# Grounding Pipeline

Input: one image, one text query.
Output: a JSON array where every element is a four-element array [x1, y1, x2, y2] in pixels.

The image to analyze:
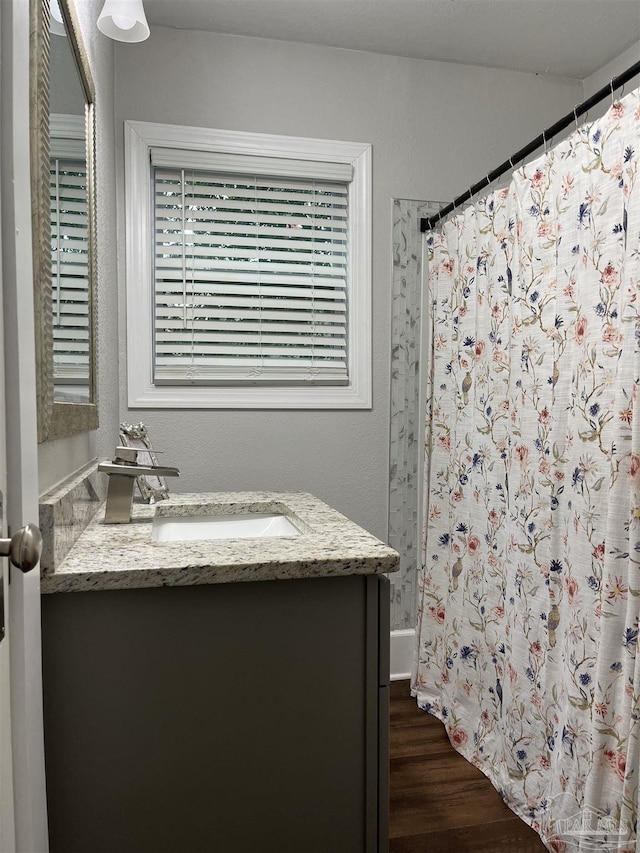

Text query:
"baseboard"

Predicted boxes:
[[390, 628, 415, 682]]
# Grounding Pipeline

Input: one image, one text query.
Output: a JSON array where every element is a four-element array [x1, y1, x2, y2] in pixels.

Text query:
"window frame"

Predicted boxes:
[[124, 120, 372, 409]]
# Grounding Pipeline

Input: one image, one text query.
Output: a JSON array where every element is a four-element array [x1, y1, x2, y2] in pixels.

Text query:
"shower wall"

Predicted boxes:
[[388, 199, 442, 631]]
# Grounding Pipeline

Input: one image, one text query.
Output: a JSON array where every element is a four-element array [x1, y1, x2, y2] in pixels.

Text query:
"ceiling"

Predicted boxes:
[[143, 0, 640, 80]]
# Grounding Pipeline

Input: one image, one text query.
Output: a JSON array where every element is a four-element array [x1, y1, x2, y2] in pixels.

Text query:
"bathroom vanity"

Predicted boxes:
[[40, 492, 398, 853]]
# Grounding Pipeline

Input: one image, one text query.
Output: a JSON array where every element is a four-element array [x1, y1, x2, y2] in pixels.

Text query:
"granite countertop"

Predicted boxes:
[[40, 491, 400, 594]]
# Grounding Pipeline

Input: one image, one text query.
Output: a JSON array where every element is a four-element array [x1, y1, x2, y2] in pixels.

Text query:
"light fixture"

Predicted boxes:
[[97, 0, 150, 43], [50, 0, 66, 36]]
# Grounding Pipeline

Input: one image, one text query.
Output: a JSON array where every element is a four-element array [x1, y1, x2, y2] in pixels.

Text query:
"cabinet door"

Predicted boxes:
[[44, 576, 376, 853]]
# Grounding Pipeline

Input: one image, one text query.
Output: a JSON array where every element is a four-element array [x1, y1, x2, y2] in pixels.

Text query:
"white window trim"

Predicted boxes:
[[124, 120, 372, 409]]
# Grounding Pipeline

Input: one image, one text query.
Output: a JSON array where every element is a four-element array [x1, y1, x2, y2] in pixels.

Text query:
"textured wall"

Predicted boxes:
[[113, 28, 583, 542]]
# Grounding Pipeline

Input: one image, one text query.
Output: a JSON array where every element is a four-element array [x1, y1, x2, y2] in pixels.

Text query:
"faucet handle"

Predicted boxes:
[[114, 446, 137, 464], [114, 446, 163, 464]]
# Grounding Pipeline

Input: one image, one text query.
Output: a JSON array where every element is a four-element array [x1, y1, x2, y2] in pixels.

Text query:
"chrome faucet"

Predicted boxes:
[[98, 447, 180, 524]]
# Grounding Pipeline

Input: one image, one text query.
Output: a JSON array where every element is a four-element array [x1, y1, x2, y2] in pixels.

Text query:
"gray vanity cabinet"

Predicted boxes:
[[42, 574, 390, 853]]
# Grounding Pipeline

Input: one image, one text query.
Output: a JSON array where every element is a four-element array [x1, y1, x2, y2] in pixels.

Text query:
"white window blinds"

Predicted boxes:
[[50, 154, 89, 385], [152, 156, 351, 385]]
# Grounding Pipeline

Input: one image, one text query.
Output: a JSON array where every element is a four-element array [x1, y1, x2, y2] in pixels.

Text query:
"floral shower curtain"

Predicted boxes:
[[413, 89, 640, 853]]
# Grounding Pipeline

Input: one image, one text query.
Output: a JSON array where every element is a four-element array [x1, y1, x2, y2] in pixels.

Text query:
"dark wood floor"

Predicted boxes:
[[389, 680, 548, 853]]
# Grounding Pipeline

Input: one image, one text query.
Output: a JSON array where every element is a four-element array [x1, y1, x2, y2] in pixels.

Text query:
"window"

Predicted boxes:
[[50, 114, 90, 402], [125, 121, 372, 408]]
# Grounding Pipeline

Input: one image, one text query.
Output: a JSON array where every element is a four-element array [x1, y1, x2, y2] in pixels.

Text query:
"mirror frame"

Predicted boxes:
[[30, 0, 98, 442]]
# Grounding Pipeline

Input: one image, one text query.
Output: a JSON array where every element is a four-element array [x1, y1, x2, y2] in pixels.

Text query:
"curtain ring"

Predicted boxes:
[[574, 106, 579, 130], [610, 80, 615, 105], [542, 130, 547, 154], [620, 81, 626, 98]]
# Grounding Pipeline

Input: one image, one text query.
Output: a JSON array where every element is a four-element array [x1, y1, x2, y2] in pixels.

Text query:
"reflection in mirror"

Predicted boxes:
[[50, 29, 89, 401], [31, 0, 98, 440]]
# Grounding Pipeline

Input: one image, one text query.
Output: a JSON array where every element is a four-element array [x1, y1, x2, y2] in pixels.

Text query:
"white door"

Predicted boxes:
[[0, 365, 14, 852], [0, 0, 49, 851]]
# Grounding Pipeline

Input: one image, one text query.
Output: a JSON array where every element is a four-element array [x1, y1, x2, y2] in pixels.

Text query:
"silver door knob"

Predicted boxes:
[[0, 524, 43, 573]]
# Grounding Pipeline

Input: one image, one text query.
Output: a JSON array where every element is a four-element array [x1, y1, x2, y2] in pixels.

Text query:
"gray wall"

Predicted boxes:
[[114, 28, 582, 540], [583, 41, 639, 100], [38, 0, 119, 494]]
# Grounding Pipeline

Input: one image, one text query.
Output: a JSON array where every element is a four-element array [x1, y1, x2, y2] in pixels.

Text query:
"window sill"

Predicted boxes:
[[128, 382, 371, 410]]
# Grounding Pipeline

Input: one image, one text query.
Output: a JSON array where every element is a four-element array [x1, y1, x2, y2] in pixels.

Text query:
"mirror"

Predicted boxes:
[[31, 0, 98, 441]]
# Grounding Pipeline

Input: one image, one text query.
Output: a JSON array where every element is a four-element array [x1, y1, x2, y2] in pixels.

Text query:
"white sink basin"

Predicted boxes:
[[152, 513, 302, 542]]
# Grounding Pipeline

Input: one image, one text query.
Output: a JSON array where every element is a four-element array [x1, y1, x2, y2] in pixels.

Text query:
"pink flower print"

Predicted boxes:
[[563, 281, 575, 298], [595, 701, 609, 719], [630, 454, 640, 478], [537, 221, 553, 238], [604, 748, 626, 781], [554, 471, 565, 482], [467, 534, 480, 555], [488, 509, 499, 527], [531, 169, 544, 188], [600, 264, 618, 288], [619, 408, 633, 425], [491, 304, 501, 319], [539, 755, 550, 770], [539, 459, 551, 475], [449, 727, 468, 748], [459, 305, 467, 318], [611, 102, 625, 120], [428, 604, 446, 623], [443, 258, 455, 274], [611, 160, 623, 180], [602, 324, 623, 345], [438, 434, 451, 451], [453, 491, 463, 503], [565, 576, 579, 604], [605, 575, 628, 601], [530, 641, 543, 660], [549, 836, 568, 852], [539, 407, 551, 426], [481, 710, 490, 725], [499, 188, 509, 200], [593, 542, 606, 562], [474, 341, 486, 361], [514, 444, 529, 467], [575, 315, 588, 344]]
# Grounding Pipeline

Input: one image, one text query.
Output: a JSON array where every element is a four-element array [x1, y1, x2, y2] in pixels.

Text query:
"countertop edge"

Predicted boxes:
[[41, 491, 400, 594]]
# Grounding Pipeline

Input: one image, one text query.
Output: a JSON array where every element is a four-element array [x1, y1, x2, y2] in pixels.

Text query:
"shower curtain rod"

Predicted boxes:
[[420, 58, 640, 233]]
